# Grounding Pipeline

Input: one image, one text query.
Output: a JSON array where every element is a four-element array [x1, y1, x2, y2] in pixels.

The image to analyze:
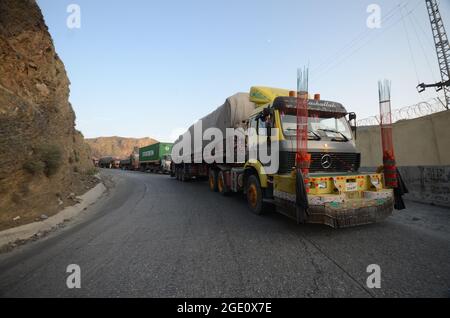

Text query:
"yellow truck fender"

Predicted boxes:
[[244, 161, 268, 188]]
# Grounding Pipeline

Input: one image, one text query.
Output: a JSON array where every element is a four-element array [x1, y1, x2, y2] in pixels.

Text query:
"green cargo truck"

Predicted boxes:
[[139, 142, 173, 174]]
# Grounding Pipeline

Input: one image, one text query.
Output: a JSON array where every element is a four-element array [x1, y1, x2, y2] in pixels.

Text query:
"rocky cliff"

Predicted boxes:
[[86, 137, 158, 159], [0, 0, 97, 230]]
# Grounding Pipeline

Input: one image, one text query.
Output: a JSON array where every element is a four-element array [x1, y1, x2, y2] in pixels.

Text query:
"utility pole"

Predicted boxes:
[[417, 0, 450, 109]]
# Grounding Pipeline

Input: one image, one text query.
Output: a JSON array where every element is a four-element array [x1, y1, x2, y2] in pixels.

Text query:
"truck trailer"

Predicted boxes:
[[139, 142, 173, 174], [119, 153, 139, 170], [171, 87, 395, 229], [98, 157, 120, 169]]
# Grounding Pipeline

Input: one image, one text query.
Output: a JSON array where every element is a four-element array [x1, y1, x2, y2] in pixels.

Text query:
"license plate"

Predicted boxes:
[[346, 182, 358, 192]]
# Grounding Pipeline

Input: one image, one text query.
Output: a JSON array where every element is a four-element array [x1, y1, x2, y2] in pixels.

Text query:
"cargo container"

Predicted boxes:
[[139, 142, 173, 173]]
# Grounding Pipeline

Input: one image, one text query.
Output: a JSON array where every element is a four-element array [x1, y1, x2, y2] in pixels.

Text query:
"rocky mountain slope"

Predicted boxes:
[[0, 0, 97, 230], [86, 137, 157, 159]]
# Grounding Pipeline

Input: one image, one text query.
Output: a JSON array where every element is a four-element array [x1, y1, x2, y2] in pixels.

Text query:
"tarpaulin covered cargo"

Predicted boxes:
[[199, 92, 256, 134], [175, 93, 257, 160]]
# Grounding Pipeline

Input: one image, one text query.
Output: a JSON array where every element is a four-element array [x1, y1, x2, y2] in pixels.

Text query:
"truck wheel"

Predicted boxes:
[[176, 167, 181, 181], [218, 171, 229, 195], [209, 169, 218, 192], [246, 175, 263, 215]]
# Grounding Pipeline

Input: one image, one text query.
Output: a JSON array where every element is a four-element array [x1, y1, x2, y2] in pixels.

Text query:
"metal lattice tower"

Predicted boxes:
[[426, 0, 450, 109]]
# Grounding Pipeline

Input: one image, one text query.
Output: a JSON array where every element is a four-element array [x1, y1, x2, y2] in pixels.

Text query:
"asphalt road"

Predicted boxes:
[[0, 169, 449, 298]]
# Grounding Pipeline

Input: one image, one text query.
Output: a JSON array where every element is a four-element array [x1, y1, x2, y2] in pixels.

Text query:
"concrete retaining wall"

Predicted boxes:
[[356, 110, 450, 167], [356, 111, 450, 208], [398, 166, 450, 208]]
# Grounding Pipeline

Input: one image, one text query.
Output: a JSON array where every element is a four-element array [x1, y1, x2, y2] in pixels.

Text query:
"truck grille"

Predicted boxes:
[[279, 152, 361, 174]]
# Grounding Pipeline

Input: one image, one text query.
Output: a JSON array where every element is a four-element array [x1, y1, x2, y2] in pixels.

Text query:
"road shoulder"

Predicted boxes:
[[0, 181, 106, 252]]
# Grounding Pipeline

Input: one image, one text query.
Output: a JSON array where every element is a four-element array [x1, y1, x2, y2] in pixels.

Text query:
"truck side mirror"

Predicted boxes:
[[348, 112, 357, 139]]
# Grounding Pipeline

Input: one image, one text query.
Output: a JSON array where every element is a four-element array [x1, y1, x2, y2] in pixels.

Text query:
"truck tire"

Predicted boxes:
[[218, 170, 230, 195], [246, 175, 264, 215], [176, 167, 181, 181], [209, 169, 218, 192]]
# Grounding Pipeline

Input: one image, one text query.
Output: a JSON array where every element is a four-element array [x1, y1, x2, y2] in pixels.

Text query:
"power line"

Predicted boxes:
[[407, 8, 439, 84], [411, 7, 438, 50], [311, 0, 423, 82], [400, 3, 421, 84], [311, 2, 409, 76]]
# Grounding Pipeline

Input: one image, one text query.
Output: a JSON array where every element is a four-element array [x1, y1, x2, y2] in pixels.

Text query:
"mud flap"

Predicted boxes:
[[394, 168, 409, 210], [295, 169, 309, 224]]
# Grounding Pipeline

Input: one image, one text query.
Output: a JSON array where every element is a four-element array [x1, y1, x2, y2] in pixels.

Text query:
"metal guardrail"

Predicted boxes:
[[357, 96, 448, 127]]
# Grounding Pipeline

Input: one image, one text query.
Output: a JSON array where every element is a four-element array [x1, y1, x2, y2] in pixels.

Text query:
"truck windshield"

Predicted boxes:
[[280, 114, 353, 141]]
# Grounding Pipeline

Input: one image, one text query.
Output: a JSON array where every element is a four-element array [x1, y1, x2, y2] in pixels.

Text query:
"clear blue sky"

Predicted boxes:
[[36, 0, 450, 141]]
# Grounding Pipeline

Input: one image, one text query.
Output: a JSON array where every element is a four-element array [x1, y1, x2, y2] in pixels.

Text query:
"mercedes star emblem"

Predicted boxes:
[[321, 154, 332, 169]]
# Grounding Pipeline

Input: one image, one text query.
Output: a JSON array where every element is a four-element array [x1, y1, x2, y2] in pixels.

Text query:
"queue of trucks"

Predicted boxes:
[[97, 86, 404, 229], [96, 142, 173, 174]]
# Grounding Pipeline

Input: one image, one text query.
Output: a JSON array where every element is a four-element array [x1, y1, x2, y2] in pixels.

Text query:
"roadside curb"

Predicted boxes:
[[0, 182, 106, 250]]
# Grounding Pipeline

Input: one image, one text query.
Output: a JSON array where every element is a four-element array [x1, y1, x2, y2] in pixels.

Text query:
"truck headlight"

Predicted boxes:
[[317, 181, 327, 189]]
